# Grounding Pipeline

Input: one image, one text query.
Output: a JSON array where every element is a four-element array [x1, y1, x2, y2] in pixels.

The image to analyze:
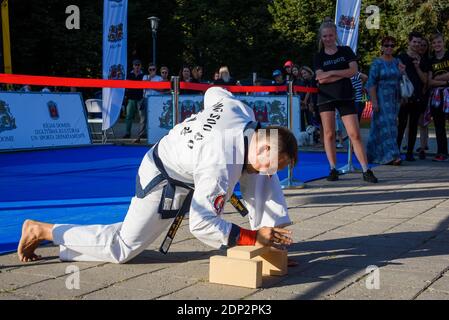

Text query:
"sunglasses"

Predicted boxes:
[[383, 44, 395, 48], [149, 68, 156, 71]]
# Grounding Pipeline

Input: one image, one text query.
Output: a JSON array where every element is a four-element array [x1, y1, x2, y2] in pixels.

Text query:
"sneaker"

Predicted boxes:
[[419, 150, 426, 160], [336, 143, 344, 149], [363, 169, 378, 183], [432, 154, 449, 162], [327, 168, 339, 181], [122, 134, 131, 139], [405, 153, 416, 162], [133, 138, 141, 144]]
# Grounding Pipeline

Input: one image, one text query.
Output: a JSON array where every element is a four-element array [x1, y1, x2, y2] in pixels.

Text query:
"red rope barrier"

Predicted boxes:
[[180, 82, 289, 93], [181, 82, 318, 93], [0, 73, 319, 93], [0, 73, 171, 89]]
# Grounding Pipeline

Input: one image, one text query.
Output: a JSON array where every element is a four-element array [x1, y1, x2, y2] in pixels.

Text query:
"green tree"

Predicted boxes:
[[268, 0, 334, 66]]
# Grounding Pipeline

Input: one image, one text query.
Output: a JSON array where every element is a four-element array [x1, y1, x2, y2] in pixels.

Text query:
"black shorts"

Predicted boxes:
[[318, 100, 357, 117]]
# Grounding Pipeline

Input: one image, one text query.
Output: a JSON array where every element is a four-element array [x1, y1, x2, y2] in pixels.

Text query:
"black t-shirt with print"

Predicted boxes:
[[429, 51, 449, 82], [313, 45, 357, 105], [397, 52, 430, 100]]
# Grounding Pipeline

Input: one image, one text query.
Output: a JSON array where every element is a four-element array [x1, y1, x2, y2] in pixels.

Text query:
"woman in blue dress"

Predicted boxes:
[[366, 36, 406, 165]]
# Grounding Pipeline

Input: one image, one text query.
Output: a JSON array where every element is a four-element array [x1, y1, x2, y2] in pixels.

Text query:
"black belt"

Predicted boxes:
[[135, 143, 194, 254], [135, 143, 194, 220]]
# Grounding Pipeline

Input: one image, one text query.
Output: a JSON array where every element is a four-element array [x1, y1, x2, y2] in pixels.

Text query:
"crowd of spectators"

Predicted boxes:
[[1, 25, 448, 162]]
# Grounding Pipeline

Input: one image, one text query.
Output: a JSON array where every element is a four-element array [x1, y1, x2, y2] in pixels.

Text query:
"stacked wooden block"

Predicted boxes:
[[209, 246, 288, 288]]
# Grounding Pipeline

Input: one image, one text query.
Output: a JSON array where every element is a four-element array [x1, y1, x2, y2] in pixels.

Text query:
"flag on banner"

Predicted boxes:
[[102, 0, 127, 130], [335, 0, 362, 53]]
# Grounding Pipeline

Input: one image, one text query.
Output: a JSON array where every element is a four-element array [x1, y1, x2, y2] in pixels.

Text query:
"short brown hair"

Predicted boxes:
[[381, 36, 396, 46], [264, 126, 298, 166]]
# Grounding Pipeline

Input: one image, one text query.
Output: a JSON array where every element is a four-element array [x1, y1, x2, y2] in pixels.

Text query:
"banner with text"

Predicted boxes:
[[0, 92, 91, 150], [335, 0, 362, 53], [147, 95, 300, 144], [102, 0, 127, 130]]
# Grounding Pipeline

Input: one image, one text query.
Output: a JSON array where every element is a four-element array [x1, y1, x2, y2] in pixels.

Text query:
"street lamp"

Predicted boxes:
[[147, 16, 160, 65]]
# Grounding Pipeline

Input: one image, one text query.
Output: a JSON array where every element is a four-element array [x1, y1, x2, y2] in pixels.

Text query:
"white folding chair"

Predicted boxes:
[[85, 99, 115, 143]]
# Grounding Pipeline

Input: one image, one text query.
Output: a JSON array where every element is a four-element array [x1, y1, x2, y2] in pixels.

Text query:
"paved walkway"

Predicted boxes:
[[1, 157, 449, 300]]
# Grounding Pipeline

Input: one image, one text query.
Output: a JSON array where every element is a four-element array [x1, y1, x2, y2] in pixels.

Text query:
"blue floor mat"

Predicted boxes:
[[0, 145, 362, 255]]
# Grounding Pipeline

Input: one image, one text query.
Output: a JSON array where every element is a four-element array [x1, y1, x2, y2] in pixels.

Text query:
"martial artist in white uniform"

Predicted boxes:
[[29, 87, 293, 263]]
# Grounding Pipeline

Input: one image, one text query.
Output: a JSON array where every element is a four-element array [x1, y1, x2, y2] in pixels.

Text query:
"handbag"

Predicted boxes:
[[400, 74, 414, 98]]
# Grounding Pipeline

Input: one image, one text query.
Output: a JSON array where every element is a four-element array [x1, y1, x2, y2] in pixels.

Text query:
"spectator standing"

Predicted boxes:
[[301, 66, 322, 144], [213, 71, 220, 82], [123, 59, 145, 140], [292, 65, 310, 131], [283, 60, 294, 81], [192, 66, 205, 83], [143, 63, 163, 97], [428, 33, 449, 162], [271, 69, 286, 96], [159, 66, 171, 94], [214, 66, 237, 85], [397, 32, 430, 161], [351, 71, 368, 121], [416, 37, 431, 158], [179, 66, 196, 94], [313, 18, 377, 183], [138, 63, 163, 144], [366, 36, 405, 165], [160, 66, 170, 81]]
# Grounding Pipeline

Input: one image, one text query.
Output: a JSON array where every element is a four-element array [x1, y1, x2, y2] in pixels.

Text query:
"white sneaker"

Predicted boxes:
[[336, 143, 344, 149]]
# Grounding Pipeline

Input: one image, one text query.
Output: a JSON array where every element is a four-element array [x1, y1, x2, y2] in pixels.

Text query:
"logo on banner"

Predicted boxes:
[[269, 101, 288, 126], [251, 100, 269, 123], [180, 100, 201, 122], [0, 100, 17, 133], [243, 99, 287, 126], [338, 15, 356, 30], [159, 100, 173, 129], [108, 64, 125, 80], [108, 23, 124, 42], [47, 101, 59, 120]]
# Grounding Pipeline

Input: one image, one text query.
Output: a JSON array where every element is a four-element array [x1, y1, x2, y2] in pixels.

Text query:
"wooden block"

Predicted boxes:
[[209, 255, 262, 288], [253, 247, 288, 276], [226, 245, 270, 260]]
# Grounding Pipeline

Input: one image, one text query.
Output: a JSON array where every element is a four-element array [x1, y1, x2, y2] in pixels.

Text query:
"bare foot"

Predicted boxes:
[[17, 220, 43, 262]]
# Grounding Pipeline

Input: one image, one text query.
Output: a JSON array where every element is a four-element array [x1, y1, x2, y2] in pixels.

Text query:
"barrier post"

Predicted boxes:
[[171, 76, 179, 127], [281, 80, 305, 189], [338, 130, 361, 174]]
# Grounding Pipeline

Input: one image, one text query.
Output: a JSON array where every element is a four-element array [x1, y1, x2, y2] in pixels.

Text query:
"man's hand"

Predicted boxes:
[[398, 63, 406, 74], [256, 227, 293, 247]]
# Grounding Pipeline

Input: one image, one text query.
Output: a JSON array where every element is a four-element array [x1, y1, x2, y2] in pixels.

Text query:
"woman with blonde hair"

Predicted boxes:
[[314, 18, 378, 183]]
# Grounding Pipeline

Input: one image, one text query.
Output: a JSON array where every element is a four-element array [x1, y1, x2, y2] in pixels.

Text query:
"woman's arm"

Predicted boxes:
[[318, 75, 345, 84], [359, 72, 368, 83], [369, 85, 379, 112], [328, 61, 358, 78]]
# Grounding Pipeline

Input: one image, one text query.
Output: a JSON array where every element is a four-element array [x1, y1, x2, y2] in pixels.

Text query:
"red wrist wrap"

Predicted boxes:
[[237, 228, 257, 246]]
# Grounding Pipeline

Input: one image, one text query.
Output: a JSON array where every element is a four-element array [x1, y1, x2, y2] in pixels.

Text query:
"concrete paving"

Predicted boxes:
[[1, 153, 448, 300]]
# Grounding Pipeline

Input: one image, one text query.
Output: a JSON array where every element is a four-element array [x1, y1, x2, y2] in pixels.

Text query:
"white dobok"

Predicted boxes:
[[52, 87, 291, 263]]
